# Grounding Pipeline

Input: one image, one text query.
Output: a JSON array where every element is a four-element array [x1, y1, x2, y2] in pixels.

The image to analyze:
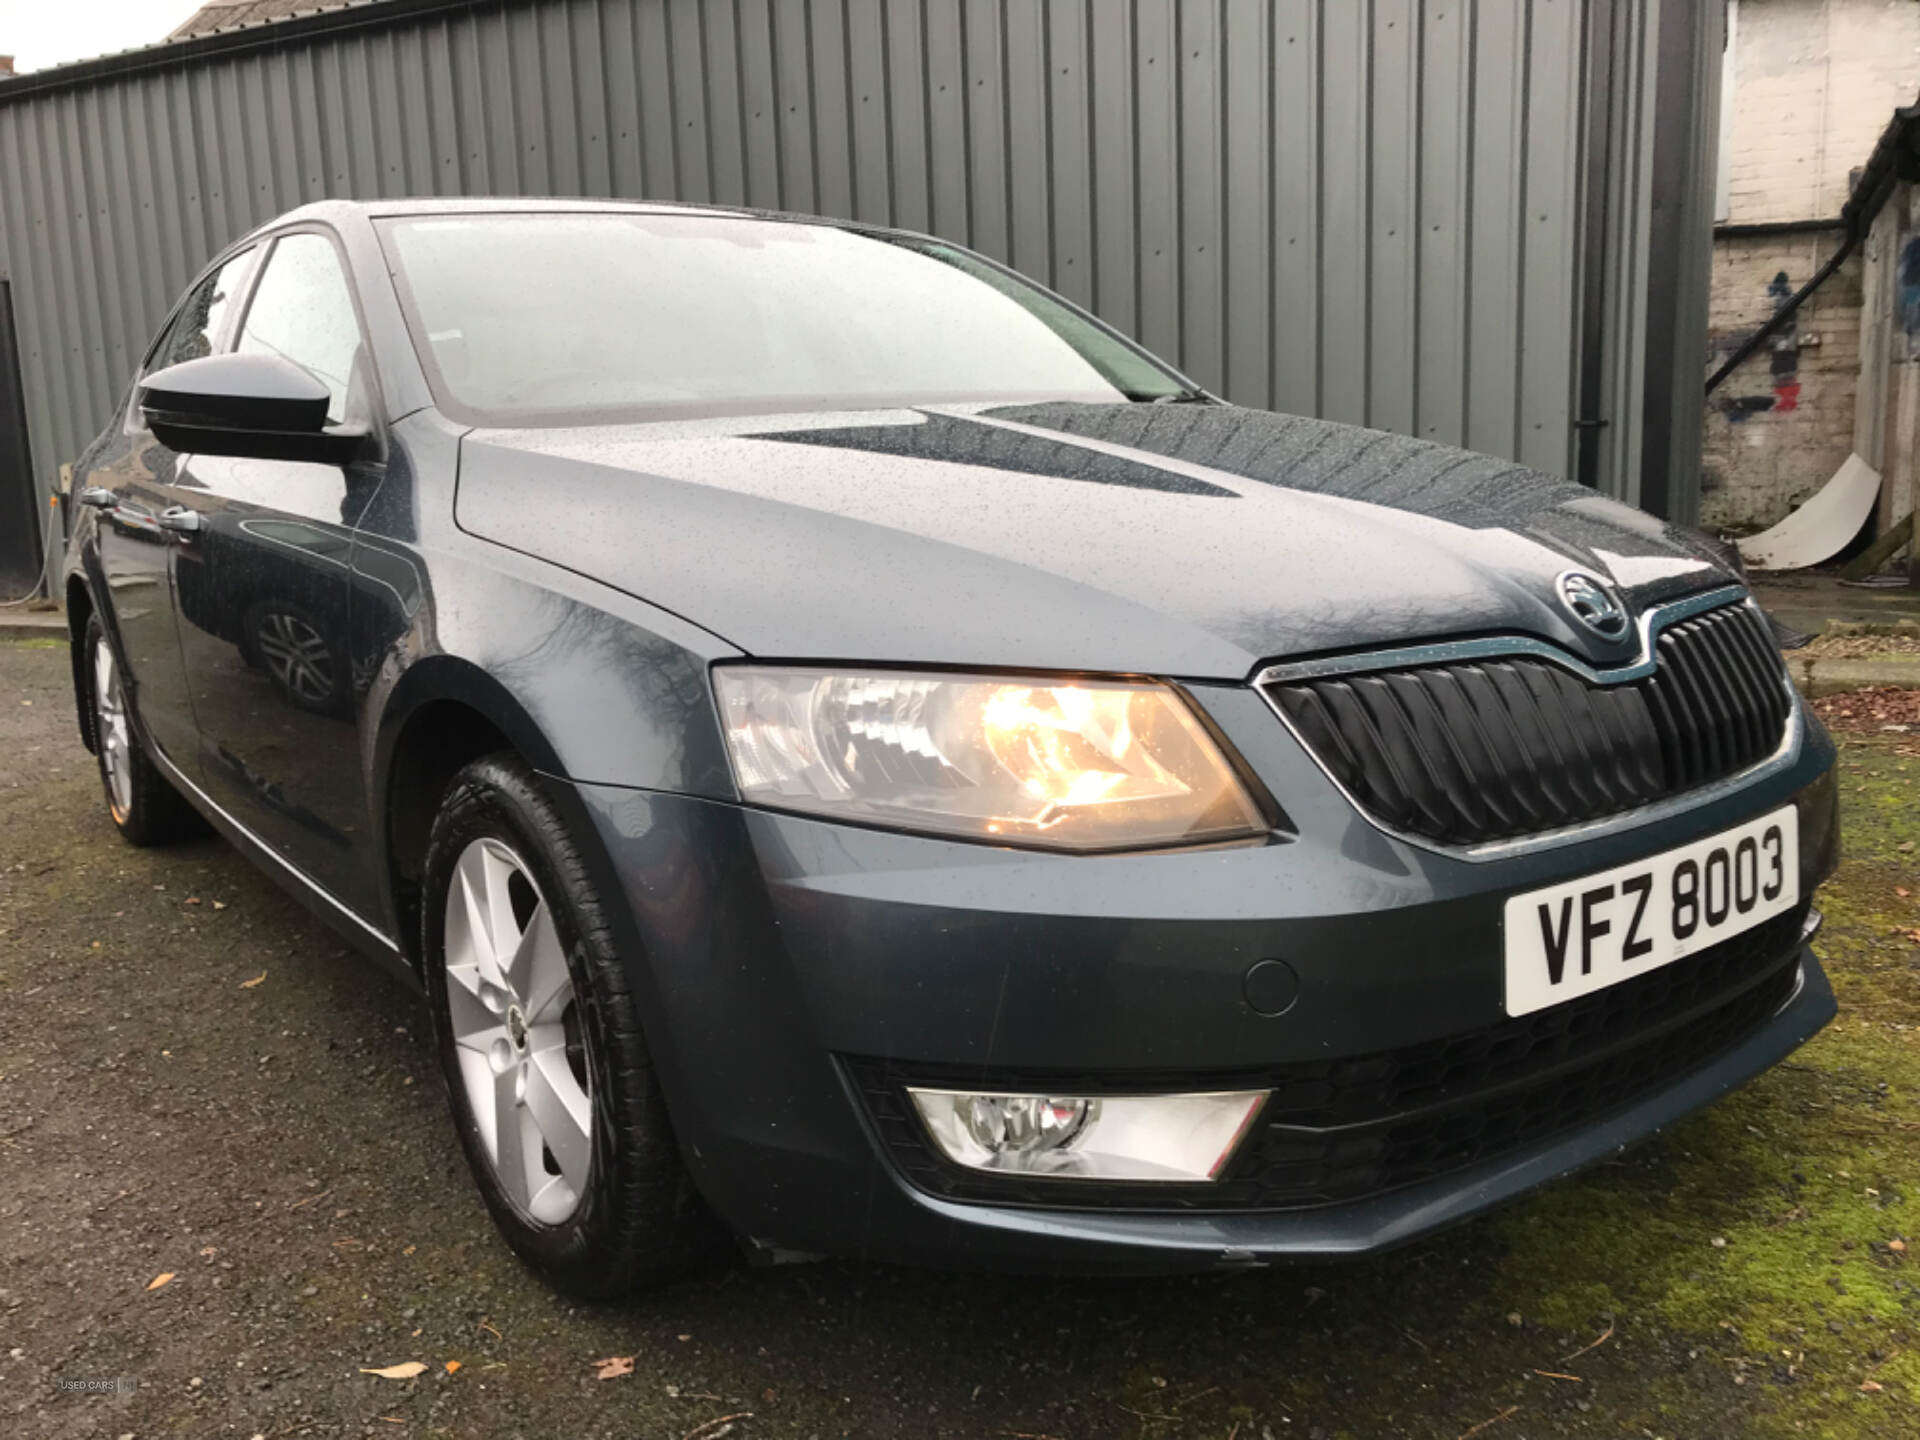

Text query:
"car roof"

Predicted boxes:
[[247, 195, 888, 242]]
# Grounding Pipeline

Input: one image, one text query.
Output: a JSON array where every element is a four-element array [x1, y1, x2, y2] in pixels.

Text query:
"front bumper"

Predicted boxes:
[[564, 684, 1841, 1272], [847, 948, 1833, 1270]]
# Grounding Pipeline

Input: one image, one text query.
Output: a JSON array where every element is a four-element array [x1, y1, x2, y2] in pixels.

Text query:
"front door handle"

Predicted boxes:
[[78, 486, 117, 509], [156, 505, 203, 534]]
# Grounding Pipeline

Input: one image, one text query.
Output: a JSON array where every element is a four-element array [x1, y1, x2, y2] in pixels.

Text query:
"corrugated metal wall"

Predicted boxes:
[[0, 0, 1716, 585]]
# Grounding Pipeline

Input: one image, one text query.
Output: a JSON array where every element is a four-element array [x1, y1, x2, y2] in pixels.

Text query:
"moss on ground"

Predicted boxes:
[[1477, 736, 1920, 1437]]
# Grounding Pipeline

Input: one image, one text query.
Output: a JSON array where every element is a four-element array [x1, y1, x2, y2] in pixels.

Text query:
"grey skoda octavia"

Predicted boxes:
[[63, 198, 1837, 1295]]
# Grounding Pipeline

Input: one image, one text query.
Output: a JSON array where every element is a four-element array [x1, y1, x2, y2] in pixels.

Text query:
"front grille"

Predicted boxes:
[[1264, 599, 1793, 845], [848, 904, 1807, 1213]]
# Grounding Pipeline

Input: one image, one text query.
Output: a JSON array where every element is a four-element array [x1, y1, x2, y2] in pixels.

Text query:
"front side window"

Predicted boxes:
[[236, 232, 368, 424], [377, 213, 1185, 424], [150, 246, 258, 372]]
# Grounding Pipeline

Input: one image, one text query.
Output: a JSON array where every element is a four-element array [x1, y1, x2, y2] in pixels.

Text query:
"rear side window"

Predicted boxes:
[[235, 232, 368, 425], [149, 247, 258, 372]]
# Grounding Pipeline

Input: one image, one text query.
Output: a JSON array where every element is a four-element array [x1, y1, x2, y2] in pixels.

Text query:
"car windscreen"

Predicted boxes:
[[376, 212, 1186, 424]]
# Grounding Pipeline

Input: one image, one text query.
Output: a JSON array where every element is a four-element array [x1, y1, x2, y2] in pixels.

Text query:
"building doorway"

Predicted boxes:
[[0, 281, 41, 599]]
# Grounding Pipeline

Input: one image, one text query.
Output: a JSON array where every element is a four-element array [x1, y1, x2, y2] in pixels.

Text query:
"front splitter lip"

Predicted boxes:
[[857, 949, 1835, 1271]]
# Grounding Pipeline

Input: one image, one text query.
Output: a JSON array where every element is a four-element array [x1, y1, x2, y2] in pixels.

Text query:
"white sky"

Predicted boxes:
[[0, 0, 205, 73]]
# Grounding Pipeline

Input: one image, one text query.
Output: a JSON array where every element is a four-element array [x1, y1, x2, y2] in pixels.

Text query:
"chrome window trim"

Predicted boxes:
[[1250, 586, 1804, 863]]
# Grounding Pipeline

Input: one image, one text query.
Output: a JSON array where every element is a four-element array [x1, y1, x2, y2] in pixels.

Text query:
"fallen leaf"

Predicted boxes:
[[1898, 888, 1912, 899], [1456, 1405, 1520, 1440], [593, 1356, 635, 1381], [1861, 1379, 1885, 1393], [185, 896, 201, 905], [444, 1360, 462, 1374], [240, 972, 267, 989], [1893, 1239, 1908, 1253], [360, 1362, 428, 1380], [146, 1272, 174, 1291], [402, 1245, 417, 1256], [683, 1412, 753, 1440], [1561, 1319, 1615, 1363], [212, 900, 228, 910]]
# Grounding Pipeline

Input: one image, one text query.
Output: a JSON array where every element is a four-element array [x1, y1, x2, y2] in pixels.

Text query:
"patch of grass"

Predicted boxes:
[[1481, 736, 1920, 1437], [6, 636, 63, 650]]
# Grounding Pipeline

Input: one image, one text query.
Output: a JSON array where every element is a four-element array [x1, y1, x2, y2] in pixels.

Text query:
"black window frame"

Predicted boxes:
[[228, 222, 391, 435], [140, 244, 262, 378]]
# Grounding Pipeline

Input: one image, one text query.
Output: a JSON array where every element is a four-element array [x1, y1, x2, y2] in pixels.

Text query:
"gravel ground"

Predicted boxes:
[[4, 636, 1919, 1440], [1802, 635, 1920, 660]]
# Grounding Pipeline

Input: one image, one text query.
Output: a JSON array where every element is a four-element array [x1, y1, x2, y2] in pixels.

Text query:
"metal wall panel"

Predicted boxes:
[[0, 0, 1716, 590]]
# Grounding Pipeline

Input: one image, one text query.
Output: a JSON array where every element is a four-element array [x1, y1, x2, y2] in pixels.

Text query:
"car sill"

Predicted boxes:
[[145, 743, 407, 975]]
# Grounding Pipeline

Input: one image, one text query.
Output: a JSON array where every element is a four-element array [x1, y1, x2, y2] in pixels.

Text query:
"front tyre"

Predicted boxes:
[[421, 754, 716, 1296], [83, 614, 205, 846]]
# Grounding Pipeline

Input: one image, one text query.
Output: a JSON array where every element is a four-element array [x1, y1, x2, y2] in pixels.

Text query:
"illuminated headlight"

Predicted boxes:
[[907, 1088, 1269, 1183], [713, 667, 1265, 850]]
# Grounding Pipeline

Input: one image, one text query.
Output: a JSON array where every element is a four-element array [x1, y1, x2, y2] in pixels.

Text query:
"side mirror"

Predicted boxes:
[[139, 353, 372, 465]]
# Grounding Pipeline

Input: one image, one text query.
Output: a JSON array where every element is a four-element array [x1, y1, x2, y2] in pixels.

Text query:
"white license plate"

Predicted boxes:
[[1503, 806, 1799, 1017]]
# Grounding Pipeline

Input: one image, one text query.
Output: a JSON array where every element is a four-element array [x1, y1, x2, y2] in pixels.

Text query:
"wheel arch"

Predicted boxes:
[[66, 572, 100, 754], [373, 655, 572, 965]]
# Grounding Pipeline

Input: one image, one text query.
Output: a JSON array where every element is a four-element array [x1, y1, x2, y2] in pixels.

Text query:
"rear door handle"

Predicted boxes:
[[156, 505, 203, 534], [78, 486, 117, 509]]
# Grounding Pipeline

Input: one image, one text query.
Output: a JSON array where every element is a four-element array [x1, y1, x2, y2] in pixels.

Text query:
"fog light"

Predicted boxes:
[[907, 1088, 1268, 1183]]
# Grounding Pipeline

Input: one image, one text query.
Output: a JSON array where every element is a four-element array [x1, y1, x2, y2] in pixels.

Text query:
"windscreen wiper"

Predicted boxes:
[[1120, 386, 1213, 404]]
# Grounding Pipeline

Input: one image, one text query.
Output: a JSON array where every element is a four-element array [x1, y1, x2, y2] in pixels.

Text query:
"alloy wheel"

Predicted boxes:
[[253, 611, 335, 704], [442, 837, 593, 1224], [92, 637, 134, 821]]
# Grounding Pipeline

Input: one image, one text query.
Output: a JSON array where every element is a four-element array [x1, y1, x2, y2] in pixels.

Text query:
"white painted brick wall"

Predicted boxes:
[[1702, 234, 1864, 530], [1725, 0, 1920, 225], [1704, 0, 1920, 532]]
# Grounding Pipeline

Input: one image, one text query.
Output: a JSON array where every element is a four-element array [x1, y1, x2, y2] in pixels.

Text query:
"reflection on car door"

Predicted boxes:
[[172, 230, 386, 920], [89, 247, 260, 780]]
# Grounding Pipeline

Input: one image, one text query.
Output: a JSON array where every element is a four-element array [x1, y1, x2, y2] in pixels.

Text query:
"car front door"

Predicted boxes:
[[171, 229, 386, 920], [85, 247, 261, 782]]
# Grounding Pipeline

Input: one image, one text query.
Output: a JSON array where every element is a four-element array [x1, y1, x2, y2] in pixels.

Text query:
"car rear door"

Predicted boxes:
[[85, 247, 261, 781], [170, 229, 386, 920]]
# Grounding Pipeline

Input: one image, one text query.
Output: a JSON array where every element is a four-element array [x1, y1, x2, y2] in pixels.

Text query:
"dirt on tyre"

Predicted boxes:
[[421, 753, 719, 1296], [83, 613, 207, 846]]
